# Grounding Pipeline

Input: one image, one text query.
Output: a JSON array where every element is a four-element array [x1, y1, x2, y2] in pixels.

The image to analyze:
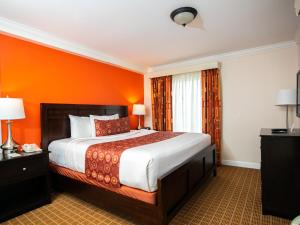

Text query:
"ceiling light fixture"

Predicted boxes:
[[170, 7, 198, 27]]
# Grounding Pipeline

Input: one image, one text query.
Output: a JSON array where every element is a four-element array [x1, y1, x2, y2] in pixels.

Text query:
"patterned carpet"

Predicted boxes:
[[3, 166, 291, 225]]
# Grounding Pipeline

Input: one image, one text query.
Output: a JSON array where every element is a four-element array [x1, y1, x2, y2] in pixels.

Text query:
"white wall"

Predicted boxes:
[[221, 45, 299, 164], [297, 25, 300, 68], [298, 41, 300, 68], [144, 43, 299, 166], [297, 33, 300, 68]]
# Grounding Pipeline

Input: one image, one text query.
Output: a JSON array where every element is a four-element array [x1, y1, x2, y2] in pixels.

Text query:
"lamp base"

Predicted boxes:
[[1, 138, 19, 151], [137, 115, 142, 130], [1, 120, 19, 152]]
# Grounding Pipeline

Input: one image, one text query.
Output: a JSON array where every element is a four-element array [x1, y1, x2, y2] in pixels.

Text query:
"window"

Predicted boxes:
[[172, 71, 202, 133]]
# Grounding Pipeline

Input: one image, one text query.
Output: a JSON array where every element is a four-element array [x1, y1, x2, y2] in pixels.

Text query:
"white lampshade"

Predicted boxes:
[[132, 104, 145, 115], [0, 98, 25, 120], [275, 89, 296, 106]]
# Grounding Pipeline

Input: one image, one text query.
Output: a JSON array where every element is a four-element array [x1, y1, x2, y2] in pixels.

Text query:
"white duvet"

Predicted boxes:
[[49, 130, 211, 192]]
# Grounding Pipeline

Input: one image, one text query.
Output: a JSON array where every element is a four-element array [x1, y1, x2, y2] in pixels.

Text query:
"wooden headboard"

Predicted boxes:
[[40, 103, 128, 150]]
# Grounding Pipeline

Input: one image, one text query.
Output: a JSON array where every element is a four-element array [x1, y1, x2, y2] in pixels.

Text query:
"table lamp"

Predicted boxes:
[[275, 89, 296, 131], [0, 98, 25, 151], [132, 104, 145, 130]]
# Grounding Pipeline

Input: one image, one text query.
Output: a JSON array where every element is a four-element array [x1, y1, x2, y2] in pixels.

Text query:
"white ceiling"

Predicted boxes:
[[0, 0, 299, 72]]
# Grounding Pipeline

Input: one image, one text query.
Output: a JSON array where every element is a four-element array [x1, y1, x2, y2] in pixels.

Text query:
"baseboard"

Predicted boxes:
[[222, 160, 261, 169]]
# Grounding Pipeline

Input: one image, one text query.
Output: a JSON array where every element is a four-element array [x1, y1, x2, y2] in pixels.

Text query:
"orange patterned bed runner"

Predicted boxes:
[[85, 131, 183, 188]]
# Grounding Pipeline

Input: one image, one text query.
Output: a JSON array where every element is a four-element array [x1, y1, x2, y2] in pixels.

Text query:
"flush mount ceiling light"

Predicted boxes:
[[170, 7, 198, 27]]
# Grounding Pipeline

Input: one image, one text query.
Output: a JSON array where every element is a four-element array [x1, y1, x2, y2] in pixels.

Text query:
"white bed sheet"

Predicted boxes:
[[49, 130, 211, 192]]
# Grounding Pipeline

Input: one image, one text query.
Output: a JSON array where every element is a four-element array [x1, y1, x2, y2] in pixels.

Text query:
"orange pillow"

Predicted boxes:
[[95, 117, 130, 136]]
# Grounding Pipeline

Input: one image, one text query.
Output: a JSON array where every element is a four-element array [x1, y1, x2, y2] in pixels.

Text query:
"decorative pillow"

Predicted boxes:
[[95, 117, 130, 136], [90, 114, 119, 137], [69, 115, 92, 138]]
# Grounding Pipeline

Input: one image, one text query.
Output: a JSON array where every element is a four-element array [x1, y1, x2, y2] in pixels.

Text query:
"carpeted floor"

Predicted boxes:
[[3, 166, 291, 225]]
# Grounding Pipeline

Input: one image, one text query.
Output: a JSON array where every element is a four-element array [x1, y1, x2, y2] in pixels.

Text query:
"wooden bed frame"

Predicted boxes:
[[41, 103, 216, 225]]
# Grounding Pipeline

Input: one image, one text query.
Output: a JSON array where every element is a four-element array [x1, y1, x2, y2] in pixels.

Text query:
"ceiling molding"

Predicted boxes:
[[0, 17, 146, 74], [147, 41, 297, 75]]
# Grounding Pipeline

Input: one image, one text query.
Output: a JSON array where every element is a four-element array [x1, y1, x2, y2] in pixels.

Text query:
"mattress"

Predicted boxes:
[[49, 130, 211, 192]]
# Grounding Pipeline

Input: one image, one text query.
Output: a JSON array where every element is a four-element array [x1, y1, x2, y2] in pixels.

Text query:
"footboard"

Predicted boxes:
[[157, 144, 216, 224]]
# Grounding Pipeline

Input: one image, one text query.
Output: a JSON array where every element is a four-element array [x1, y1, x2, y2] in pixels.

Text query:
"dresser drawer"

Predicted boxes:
[[0, 153, 48, 186]]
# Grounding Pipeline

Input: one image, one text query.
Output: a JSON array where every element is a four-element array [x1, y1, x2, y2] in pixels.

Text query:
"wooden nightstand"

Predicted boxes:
[[0, 150, 51, 222]]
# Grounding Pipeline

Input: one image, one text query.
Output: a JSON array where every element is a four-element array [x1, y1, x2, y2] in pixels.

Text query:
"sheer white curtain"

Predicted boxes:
[[172, 71, 202, 133]]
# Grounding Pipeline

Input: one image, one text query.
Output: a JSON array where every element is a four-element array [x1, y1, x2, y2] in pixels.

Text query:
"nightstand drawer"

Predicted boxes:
[[0, 153, 48, 186]]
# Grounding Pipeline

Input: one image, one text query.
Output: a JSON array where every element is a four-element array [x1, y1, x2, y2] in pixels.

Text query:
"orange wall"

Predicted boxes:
[[0, 33, 144, 146]]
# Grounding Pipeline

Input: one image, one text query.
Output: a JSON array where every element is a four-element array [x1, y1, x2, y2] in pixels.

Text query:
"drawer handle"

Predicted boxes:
[[22, 167, 27, 171]]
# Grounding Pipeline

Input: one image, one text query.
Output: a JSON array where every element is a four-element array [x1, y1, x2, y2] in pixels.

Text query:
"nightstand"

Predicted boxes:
[[0, 151, 51, 222]]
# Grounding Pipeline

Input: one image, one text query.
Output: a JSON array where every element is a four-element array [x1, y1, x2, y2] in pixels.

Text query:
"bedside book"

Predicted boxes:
[[271, 128, 288, 134], [7, 153, 21, 158]]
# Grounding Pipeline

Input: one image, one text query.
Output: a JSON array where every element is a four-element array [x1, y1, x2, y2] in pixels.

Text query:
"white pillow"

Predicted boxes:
[[90, 114, 119, 137], [69, 115, 92, 138]]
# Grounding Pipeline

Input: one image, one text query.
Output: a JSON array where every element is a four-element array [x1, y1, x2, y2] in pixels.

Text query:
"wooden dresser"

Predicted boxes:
[[260, 128, 300, 219]]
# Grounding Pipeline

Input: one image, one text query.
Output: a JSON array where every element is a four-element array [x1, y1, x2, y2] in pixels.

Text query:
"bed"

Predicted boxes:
[[41, 103, 216, 225]]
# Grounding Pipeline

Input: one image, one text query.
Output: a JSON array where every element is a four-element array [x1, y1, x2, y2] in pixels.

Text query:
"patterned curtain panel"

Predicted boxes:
[[201, 69, 222, 166], [151, 76, 172, 131]]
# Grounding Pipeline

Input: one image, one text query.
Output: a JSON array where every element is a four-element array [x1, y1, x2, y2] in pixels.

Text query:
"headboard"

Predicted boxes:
[[40, 103, 128, 150]]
